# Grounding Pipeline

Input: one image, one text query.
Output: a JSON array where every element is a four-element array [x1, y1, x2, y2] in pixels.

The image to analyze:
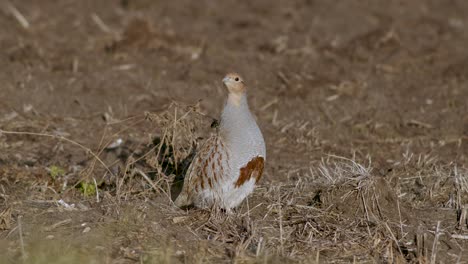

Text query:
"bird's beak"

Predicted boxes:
[[222, 76, 230, 83]]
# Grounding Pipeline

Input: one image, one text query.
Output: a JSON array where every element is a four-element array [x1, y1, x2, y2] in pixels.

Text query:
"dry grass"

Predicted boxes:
[[1, 101, 468, 264], [1, 0, 468, 262], [1, 101, 468, 263]]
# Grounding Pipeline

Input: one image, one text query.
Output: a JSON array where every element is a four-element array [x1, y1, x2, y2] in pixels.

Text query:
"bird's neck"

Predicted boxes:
[[227, 92, 246, 107], [220, 92, 256, 140], [223, 92, 249, 117]]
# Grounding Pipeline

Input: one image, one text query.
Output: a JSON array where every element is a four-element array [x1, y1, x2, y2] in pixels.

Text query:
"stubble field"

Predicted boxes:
[[0, 1, 468, 263]]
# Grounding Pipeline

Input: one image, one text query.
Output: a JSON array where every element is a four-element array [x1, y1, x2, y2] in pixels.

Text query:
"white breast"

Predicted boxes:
[[220, 93, 266, 176]]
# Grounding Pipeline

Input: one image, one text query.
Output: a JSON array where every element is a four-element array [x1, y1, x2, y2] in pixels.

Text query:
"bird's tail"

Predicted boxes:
[[174, 191, 191, 208]]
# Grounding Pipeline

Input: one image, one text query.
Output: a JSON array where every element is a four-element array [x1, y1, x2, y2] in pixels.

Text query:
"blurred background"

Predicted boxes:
[[0, 0, 467, 263]]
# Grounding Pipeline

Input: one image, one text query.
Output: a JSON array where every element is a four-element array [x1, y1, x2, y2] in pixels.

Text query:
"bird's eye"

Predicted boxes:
[[235, 77, 239, 82]]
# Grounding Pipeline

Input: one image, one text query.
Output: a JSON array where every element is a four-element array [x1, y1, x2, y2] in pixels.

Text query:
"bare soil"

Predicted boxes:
[[1, 0, 468, 263]]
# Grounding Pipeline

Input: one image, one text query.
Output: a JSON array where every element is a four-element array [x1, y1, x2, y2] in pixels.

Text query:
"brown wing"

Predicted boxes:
[[234, 156, 264, 188], [174, 134, 228, 207]]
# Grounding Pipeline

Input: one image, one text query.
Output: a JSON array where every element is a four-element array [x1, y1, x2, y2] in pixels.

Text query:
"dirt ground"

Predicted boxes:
[[1, 0, 468, 263]]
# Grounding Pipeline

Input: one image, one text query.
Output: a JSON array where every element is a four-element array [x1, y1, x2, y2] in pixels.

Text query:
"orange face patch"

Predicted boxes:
[[235, 156, 265, 188]]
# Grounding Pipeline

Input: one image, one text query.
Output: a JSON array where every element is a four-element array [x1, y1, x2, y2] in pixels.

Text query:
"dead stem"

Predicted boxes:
[[430, 221, 441, 264]]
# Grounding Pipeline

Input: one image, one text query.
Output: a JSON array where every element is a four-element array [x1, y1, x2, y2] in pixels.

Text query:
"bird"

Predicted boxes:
[[174, 73, 266, 210]]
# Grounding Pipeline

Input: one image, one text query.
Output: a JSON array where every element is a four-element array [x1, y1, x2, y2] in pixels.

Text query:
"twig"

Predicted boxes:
[[260, 97, 278, 111], [406, 119, 433, 129], [172, 107, 178, 170], [396, 196, 404, 239], [93, 177, 100, 203], [17, 215, 26, 260], [4, 1, 29, 29], [272, 109, 279, 126], [278, 187, 284, 256], [256, 237, 263, 257], [134, 169, 173, 204], [384, 222, 403, 256], [277, 71, 290, 87], [241, 202, 263, 218], [451, 234, 468, 240], [91, 13, 111, 33], [430, 221, 441, 264], [44, 218, 72, 231]]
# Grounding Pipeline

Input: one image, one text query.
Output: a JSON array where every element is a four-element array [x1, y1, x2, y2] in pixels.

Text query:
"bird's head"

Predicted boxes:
[[222, 73, 246, 94]]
